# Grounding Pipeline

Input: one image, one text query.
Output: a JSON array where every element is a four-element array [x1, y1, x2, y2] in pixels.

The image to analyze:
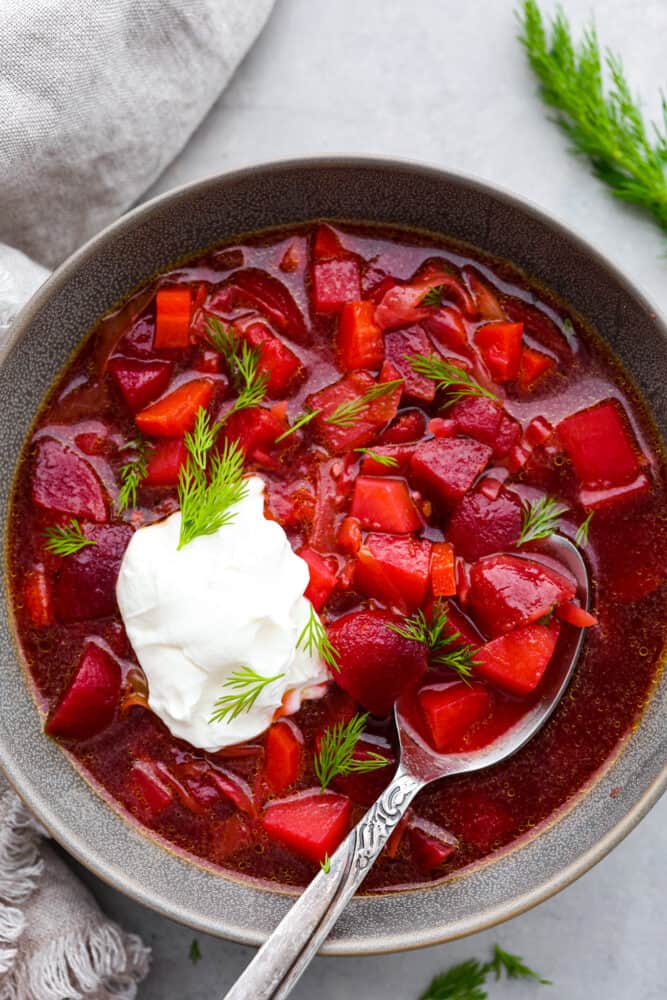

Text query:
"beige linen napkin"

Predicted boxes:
[[0, 0, 275, 996]]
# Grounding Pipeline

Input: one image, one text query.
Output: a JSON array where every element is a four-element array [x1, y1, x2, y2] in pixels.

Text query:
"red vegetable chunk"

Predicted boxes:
[[474, 624, 558, 695], [55, 524, 133, 622], [154, 287, 192, 350], [378, 409, 427, 444], [517, 347, 555, 390], [135, 379, 214, 437], [430, 542, 456, 597], [410, 437, 492, 505], [350, 476, 421, 533], [446, 487, 523, 561], [262, 791, 351, 863], [419, 682, 491, 752], [557, 400, 642, 487], [338, 301, 385, 371], [358, 444, 415, 476], [230, 268, 308, 343], [108, 357, 173, 412], [220, 405, 287, 457], [46, 642, 121, 739], [129, 761, 174, 819], [298, 546, 338, 611], [355, 534, 432, 612], [23, 567, 54, 627], [312, 259, 361, 314], [308, 372, 401, 453], [410, 821, 458, 870], [384, 327, 437, 403], [328, 609, 428, 715], [242, 322, 303, 396], [265, 721, 303, 795], [468, 554, 575, 637], [474, 322, 523, 381], [144, 438, 189, 487], [448, 397, 520, 458], [33, 440, 108, 523]]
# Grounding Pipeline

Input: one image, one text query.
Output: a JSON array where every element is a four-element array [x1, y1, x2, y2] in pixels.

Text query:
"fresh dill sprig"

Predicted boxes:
[[296, 605, 340, 672], [407, 354, 497, 407], [575, 510, 595, 547], [43, 519, 97, 558], [324, 379, 403, 429], [517, 495, 569, 546], [386, 601, 479, 684], [354, 447, 399, 468], [519, 0, 667, 235], [117, 437, 150, 513], [320, 853, 331, 874], [420, 284, 447, 308], [177, 409, 248, 549], [275, 408, 321, 442], [209, 666, 285, 724], [419, 944, 550, 999], [206, 317, 269, 416], [314, 712, 390, 791]]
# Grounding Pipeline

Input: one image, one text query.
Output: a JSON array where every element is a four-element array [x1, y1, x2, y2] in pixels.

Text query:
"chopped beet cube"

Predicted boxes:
[[328, 610, 428, 715], [262, 791, 351, 863], [265, 721, 303, 795], [446, 487, 523, 561], [474, 624, 559, 695], [54, 524, 133, 622], [468, 554, 576, 637], [135, 379, 214, 437], [46, 642, 121, 739], [410, 437, 492, 505], [308, 372, 401, 453], [410, 821, 458, 870], [448, 397, 520, 458], [359, 444, 415, 476], [129, 761, 174, 819], [297, 546, 338, 611], [144, 438, 189, 487], [312, 259, 361, 314], [557, 399, 642, 487], [338, 301, 385, 371], [32, 440, 108, 523], [242, 322, 303, 397], [108, 357, 173, 412], [313, 224, 346, 260], [378, 409, 427, 444], [350, 476, 422, 533], [579, 474, 651, 510], [423, 306, 469, 353], [355, 533, 432, 612], [220, 405, 287, 457], [418, 682, 491, 752], [474, 322, 523, 381], [431, 542, 456, 597], [230, 268, 308, 343], [384, 327, 437, 403], [517, 347, 555, 390]]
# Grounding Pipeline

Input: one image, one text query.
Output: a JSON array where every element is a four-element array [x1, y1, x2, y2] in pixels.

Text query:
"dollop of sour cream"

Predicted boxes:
[[116, 476, 330, 751]]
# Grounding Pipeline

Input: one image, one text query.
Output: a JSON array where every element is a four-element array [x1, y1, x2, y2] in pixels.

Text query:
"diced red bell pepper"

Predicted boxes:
[[265, 721, 303, 795], [135, 379, 214, 437], [242, 322, 303, 396], [154, 287, 192, 350], [313, 224, 346, 260], [350, 476, 422, 533], [328, 610, 428, 715], [54, 524, 133, 622], [474, 322, 523, 381], [129, 761, 174, 819], [108, 357, 174, 412], [297, 546, 338, 611], [262, 791, 351, 864], [474, 624, 558, 695], [33, 440, 108, 523], [144, 438, 189, 487], [468, 554, 575, 637], [410, 437, 492, 506], [384, 327, 438, 403], [46, 642, 121, 739], [220, 405, 287, 457], [312, 259, 361, 314], [410, 821, 458, 870], [463, 267, 505, 320], [418, 682, 491, 752], [337, 516, 362, 555], [229, 268, 308, 343], [557, 399, 642, 487], [446, 487, 523, 561], [431, 542, 456, 597], [556, 602, 598, 628], [338, 301, 385, 371], [378, 409, 427, 444], [517, 347, 555, 391], [308, 372, 401, 454], [355, 534, 432, 612], [23, 567, 54, 627]]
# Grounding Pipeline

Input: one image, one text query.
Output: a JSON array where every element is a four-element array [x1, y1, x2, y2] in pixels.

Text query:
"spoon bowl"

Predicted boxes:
[[224, 534, 591, 1000]]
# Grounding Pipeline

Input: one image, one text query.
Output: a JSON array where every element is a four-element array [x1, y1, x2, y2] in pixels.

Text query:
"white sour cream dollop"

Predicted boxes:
[[116, 476, 329, 751]]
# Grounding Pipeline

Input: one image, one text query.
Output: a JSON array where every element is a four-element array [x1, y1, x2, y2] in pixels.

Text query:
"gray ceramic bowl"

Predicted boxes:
[[1, 158, 665, 954]]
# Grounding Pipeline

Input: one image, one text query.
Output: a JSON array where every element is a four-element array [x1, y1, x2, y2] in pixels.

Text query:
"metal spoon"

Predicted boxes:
[[223, 534, 590, 1000]]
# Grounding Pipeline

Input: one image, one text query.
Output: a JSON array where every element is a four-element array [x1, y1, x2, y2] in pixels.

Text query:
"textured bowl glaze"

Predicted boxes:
[[1, 158, 665, 954]]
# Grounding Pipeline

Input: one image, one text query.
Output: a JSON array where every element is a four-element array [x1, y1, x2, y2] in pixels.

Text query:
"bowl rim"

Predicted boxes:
[[1, 154, 665, 955]]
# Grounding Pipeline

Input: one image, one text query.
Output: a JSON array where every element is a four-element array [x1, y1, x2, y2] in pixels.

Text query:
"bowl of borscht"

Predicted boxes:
[[1, 158, 665, 952]]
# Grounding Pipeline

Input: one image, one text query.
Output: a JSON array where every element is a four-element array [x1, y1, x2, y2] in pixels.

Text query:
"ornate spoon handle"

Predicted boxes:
[[222, 768, 423, 1000]]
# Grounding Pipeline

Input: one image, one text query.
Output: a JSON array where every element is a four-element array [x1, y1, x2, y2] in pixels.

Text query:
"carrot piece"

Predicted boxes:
[[135, 379, 213, 437], [556, 602, 599, 628], [517, 347, 555, 390], [23, 567, 54, 627], [154, 288, 192, 349], [431, 542, 456, 597], [265, 721, 303, 795]]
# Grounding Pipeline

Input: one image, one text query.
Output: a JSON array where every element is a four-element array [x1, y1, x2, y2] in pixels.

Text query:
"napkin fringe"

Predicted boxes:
[[0, 794, 44, 976], [0, 923, 150, 1000]]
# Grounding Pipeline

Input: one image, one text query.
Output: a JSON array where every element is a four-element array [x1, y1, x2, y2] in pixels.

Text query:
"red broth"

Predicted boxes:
[[7, 222, 667, 892]]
